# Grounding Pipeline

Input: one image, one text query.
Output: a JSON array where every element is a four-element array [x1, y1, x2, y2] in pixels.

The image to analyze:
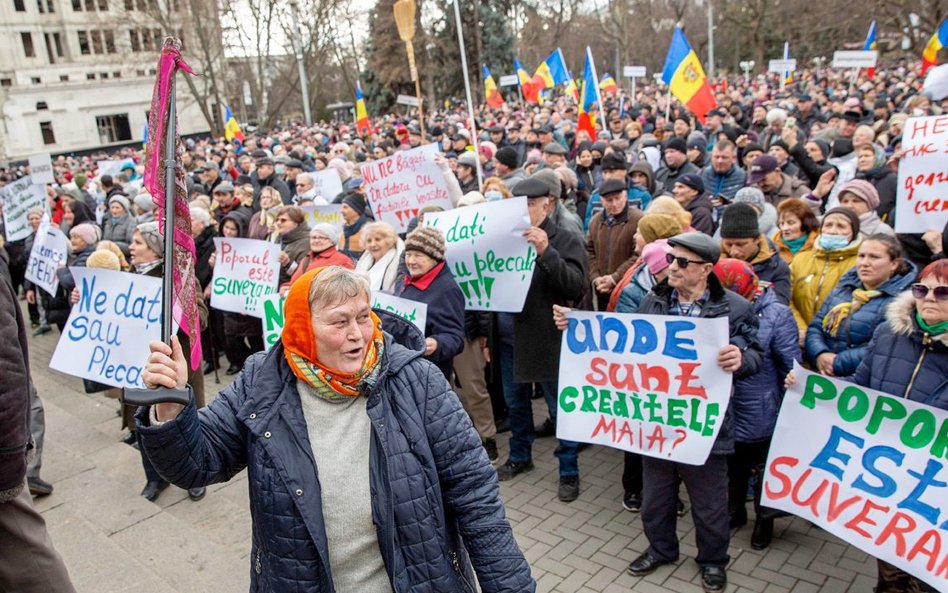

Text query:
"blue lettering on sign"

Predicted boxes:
[[564, 316, 699, 360]]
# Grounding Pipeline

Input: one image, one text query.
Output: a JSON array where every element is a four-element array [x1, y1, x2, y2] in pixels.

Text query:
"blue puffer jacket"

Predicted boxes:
[[137, 312, 534, 593], [732, 289, 801, 442], [805, 262, 917, 377], [851, 292, 948, 409]]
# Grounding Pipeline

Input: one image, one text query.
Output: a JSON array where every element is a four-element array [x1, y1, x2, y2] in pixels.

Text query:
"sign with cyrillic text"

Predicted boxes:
[[557, 312, 731, 465], [895, 116, 948, 233]]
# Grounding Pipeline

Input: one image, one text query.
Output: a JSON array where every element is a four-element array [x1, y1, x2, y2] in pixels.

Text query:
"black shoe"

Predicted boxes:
[[188, 486, 207, 501], [141, 480, 169, 502], [534, 418, 555, 438], [483, 438, 499, 464], [677, 498, 688, 517], [203, 361, 219, 375], [27, 477, 53, 496], [120, 431, 137, 445], [496, 459, 534, 481], [558, 476, 579, 502], [622, 492, 642, 512], [531, 384, 544, 400], [751, 518, 774, 550], [701, 566, 727, 592], [225, 364, 242, 375], [627, 552, 673, 576]]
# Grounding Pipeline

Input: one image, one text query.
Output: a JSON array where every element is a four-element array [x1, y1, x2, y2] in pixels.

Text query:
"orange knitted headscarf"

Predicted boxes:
[[282, 267, 384, 397]]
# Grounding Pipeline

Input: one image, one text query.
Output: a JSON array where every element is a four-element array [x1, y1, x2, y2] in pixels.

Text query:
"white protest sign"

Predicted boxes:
[[832, 50, 878, 68], [261, 293, 285, 349], [423, 196, 535, 312], [623, 66, 647, 78], [895, 116, 948, 233], [1, 175, 47, 241], [28, 153, 54, 184], [362, 143, 452, 233], [556, 312, 731, 465], [210, 237, 280, 317], [301, 204, 344, 232], [25, 223, 69, 295], [825, 152, 858, 211], [768, 59, 797, 73], [764, 364, 948, 592], [50, 268, 162, 389], [372, 291, 427, 332], [96, 158, 135, 178], [309, 169, 344, 202]]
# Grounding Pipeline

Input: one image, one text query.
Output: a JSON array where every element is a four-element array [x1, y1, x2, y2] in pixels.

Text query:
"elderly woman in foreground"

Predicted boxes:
[[137, 266, 534, 593]]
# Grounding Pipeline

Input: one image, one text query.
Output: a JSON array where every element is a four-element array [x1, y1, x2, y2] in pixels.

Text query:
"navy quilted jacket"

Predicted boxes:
[[137, 313, 534, 593], [732, 289, 801, 442], [805, 262, 916, 377], [851, 292, 948, 409]]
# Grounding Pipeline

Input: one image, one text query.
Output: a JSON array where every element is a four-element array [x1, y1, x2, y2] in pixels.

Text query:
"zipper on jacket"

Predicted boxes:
[[902, 342, 929, 399], [255, 549, 262, 575], [451, 551, 476, 593]]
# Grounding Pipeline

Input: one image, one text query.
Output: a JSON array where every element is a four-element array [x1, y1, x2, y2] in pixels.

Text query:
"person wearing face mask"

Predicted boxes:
[[789, 207, 862, 335], [481, 177, 511, 203], [805, 234, 916, 378]]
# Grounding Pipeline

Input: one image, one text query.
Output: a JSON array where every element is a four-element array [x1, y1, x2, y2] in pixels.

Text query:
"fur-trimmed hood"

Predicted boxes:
[[885, 290, 948, 347]]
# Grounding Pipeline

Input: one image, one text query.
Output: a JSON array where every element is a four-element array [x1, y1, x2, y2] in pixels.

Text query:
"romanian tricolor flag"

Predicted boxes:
[[533, 48, 570, 89], [923, 17, 948, 76], [515, 57, 539, 103], [600, 73, 618, 94], [355, 81, 370, 136], [661, 26, 716, 124], [782, 42, 793, 85], [577, 47, 601, 141], [864, 21, 878, 79], [223, 105, 244, 144], [483, 65, 504, 109]]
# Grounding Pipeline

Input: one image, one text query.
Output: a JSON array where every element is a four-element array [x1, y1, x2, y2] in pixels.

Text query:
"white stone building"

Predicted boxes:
[[0, 0, 217, 160]]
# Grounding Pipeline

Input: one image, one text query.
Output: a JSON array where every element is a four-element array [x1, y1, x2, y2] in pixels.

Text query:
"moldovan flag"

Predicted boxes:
[[224, 105, 245, 144], [483, 65, 504, 109], [782, 42, 793, 85], [566, 77, 580, 103], [515, 57, 539, 103], [600, 73, 618, 94], [863, 21, 878, 79], [533, 48, 570, 89], [577, 47, 601, 141], [355, 81, 370, 135], [922, 16, 948, 76], [661, 26, 717, 124]]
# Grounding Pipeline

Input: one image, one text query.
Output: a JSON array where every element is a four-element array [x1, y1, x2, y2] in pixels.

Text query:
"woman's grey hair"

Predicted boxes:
[[360, 221, 398, 249], [308, 266, 371, 312], [766, 108, 788, 125], [190, 207, 211, 226]]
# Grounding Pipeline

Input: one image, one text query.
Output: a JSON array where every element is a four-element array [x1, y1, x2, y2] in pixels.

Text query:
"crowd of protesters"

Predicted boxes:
[[2, 59, 948, 593]]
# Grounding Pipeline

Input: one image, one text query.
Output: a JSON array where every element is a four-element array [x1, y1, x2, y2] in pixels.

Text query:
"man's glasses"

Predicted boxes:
[[911, 283, 948, 301], [665, 253, 708, 268]]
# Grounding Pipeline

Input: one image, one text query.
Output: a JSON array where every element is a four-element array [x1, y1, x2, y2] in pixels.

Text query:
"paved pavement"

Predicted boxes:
[[23, 301, 877, 593]]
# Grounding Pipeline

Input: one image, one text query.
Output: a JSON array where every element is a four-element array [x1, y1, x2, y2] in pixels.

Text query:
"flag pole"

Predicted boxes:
[[586, 47, 607, 139], [453, 0, 483, 189]]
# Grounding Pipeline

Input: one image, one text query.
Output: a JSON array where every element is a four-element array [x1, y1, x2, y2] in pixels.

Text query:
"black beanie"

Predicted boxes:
[[342, 192, 367, 215], [719, 203, 760, 239], [495, 146, 519, 169], [664, 137, 688, 154]]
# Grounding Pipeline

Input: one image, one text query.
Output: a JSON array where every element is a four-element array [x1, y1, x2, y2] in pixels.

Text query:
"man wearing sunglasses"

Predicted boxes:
[[627, 231, 764, 593]]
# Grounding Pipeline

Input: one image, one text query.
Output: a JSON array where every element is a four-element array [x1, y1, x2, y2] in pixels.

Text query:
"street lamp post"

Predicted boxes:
[[739, 60, 755, 83], [812, 56, 826, 79], [288, 0, 312, 127], [393, 0, 426, 142]]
